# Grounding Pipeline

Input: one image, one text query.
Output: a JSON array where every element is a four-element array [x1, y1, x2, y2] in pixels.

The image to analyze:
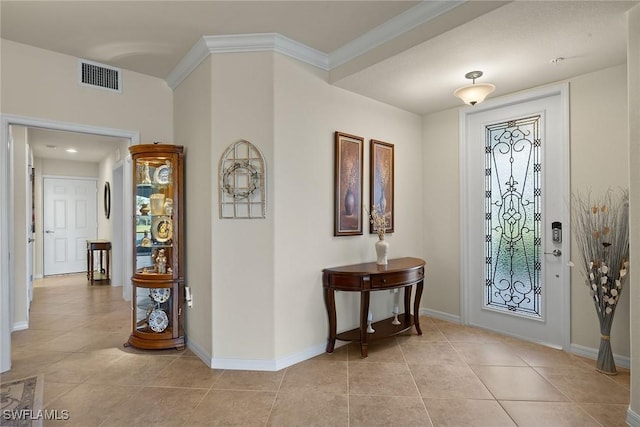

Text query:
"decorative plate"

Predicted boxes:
[[150, 288, 170, 303], [148, 309, 169, 333], [151, 216, 172, 243], [154, 164, 171, 185]]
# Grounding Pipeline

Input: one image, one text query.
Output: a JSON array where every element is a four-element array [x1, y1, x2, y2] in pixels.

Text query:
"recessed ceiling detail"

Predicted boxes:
[[165, 1, 467, 90]]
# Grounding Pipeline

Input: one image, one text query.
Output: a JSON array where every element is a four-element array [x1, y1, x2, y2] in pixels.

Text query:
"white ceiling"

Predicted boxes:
[[2, 1, 637, 161], [23, 128, 127, 163], [334, 0, 635, 114]]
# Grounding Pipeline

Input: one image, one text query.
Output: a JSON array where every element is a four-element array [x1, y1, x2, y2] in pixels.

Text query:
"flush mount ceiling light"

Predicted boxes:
[[454, 71, 495, 106], [66, 148, 77, 153]]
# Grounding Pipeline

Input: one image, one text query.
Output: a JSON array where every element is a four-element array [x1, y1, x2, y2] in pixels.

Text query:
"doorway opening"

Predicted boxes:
[[0, 114, 138, 373]]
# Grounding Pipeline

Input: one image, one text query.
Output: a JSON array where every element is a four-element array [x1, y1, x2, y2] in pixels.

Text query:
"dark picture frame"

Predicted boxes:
[[104, 181, 111, 219], [334, 131, 364, 236], [370, 139, 394, 234]]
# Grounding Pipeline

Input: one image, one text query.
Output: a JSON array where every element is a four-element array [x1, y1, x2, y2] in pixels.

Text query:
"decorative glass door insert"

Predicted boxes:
[[485, 115, 542, 319]]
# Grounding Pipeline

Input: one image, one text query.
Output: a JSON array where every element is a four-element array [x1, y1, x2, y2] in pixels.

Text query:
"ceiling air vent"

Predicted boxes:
[[78, 59, 121, 93]]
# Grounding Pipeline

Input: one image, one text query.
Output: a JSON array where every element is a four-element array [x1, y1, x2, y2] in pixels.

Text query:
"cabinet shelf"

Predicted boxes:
[[336, 315, 415, 343]]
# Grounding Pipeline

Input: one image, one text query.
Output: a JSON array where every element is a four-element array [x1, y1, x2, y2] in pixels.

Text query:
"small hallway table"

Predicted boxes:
[[86, 239, 111, 285], [322, 257, 425, 357]]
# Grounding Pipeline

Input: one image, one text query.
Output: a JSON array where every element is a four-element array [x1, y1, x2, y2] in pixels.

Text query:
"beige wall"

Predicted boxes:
[[1, 40, 172, 144], [273, 55, 423, 358], [422, 109, 460, 318], [98, 138, 130, 244], [173, 50, 423, 365], [627, 3, 640, 419], [173, 57, 213, 360], [569, 65, 630, 357], [1, 39, 173, 343], [2, 39, 174, 278], [209, 52, 276, 362], [421, 64, 631, 358]]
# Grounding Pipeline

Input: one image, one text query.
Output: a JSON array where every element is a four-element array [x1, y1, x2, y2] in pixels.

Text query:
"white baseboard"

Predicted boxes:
[[627, 407, 640, 426], [34, 274, 43, 279], [188, 336, 345, 372], [272, 342, 328, 371], [570, 343, 630, 369], [211, 342, 332, 371], [420, 307, 461, 324], [186, 338, 213, 368], [188, 314, 632, 375], [12, 321, 28, 332]]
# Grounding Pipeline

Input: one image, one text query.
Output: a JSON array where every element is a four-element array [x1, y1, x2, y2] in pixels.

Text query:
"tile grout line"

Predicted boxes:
[[438, 321, 522, 427], [397, 332, 435, 427], [346, 342, 351, 427], [263, 361, 288, 426]]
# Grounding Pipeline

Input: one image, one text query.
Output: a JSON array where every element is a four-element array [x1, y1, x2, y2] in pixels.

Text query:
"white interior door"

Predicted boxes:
[[461, 84, 570, 349], [43, 177, 97, 276]]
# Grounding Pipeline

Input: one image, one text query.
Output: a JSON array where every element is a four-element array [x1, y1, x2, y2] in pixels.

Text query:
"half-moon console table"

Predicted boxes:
[[322, 257, 425, 357]]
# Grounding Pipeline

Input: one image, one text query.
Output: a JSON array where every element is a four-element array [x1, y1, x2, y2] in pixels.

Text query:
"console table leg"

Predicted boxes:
[[360, 291, 370, 358], [106, 250, 110, 281], [88, 249, 94, 284], [403, 286, 411, 323], [323, 287, 337, 353], [414, 281, 424, 335]]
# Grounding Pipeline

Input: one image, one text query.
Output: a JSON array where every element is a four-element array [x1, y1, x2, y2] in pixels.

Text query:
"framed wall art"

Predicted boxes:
[[334, 131, 364, 236], [370, 139, 394, 234]]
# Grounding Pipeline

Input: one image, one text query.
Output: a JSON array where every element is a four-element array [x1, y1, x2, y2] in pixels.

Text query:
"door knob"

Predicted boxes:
[[544, 249, 562, 257], [45, 230, 54, 234]]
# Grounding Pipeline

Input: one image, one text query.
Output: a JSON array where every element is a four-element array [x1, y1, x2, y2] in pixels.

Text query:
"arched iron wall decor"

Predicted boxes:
[[219, 140, 266, 219], [104, 181, 111, 219]]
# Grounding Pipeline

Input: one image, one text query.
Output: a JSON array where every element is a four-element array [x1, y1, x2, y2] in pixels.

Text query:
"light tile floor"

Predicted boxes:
[[1, 274, 630, 426]]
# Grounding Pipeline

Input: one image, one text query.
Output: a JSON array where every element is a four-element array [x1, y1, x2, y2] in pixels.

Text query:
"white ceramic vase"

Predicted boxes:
[[375, 239, 389, 265]]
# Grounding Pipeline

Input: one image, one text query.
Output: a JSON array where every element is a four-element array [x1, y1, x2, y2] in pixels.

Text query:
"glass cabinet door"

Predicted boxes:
[[134, 156, 175, 276], [127, 143, 184, 351], [134, 285, 173, 335]]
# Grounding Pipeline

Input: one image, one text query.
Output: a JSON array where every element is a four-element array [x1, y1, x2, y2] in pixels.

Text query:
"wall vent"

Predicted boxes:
[[78, 59, 121, 93]]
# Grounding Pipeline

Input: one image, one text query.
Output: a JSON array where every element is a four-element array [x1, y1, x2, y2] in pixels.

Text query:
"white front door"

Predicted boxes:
[[43, 177, 97, 276], [461, 84, 570, 349]]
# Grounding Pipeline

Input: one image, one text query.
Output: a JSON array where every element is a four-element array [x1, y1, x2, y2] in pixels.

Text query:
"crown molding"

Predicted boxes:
[[166, 33, 328, 89], [204, 33, 328, 70], [166, 1, 466, 89], [166, 38, 210, 89], [328, 0, 465, 69]]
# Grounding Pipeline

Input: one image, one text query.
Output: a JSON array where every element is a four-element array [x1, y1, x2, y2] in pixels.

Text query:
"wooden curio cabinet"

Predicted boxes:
[[126, 144, 185, 350]]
